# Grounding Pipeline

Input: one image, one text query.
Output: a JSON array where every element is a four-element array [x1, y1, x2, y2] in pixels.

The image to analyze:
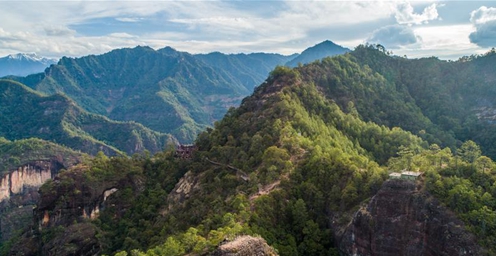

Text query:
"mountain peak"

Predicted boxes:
[[0, 53, 57, 77], [158, 46, 183, 57], [285, 40, 350, 67], [6, 53, 54, 62], [317, 40, 340, 47]]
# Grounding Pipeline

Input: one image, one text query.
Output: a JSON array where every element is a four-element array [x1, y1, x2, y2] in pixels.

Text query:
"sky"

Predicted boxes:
[[1, 1, 496, 60]]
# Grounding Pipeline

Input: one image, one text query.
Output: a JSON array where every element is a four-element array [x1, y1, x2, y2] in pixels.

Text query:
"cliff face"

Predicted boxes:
[[0, 162, 54, 202], [10, 164, 137, 256], [37, 173, 119, 229], [337, 179, 484, 256], [0, 160, 64, 242]]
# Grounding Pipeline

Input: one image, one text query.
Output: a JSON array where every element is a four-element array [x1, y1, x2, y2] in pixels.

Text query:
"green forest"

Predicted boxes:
[[3, 45, 496, 255], [0, 79, 174, 156]]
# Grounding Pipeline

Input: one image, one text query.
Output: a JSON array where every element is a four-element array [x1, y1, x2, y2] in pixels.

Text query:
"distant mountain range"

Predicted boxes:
[[0, 53, 57, 77], [5, 41, 349, 143]]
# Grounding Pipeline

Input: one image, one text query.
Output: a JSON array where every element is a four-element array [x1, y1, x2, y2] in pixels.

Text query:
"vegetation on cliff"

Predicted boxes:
[[379, 138, 496, 254]]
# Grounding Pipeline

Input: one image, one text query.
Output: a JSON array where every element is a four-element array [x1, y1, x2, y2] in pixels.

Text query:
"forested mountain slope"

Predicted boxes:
[[10, 46, 294, 142], [195, 52, 295, 92], [11, 46, 244, 142], [8, 46, 496, 255], [6, 41, 351, 142], [10, 63, 431, 255], [0, 80, 174, 156], [296, 45, 496, 159], [0, 137, 83, 176]]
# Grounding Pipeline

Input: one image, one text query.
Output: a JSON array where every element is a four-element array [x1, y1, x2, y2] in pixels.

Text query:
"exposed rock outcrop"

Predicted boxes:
[[0, 162, 55, 202], [0, 160, 64, 242], [163, 170, 201, 214], [37, 171, 119, 229], [337, 179, 485, 256], [210, 235, 278, 256]]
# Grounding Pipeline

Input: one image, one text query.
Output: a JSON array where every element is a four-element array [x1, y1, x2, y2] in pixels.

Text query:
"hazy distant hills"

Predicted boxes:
[[0, 53, 57, 77], [0, 79, 174, 156], [285, 40, 350, 67]]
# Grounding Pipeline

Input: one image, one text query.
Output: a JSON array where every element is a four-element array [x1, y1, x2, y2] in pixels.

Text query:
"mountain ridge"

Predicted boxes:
[[4, 40, 348, 142], [9, 46, 264, 142]]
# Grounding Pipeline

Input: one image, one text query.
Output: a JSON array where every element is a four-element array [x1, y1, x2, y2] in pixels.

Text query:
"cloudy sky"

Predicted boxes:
[[1, 0, 496, 60]]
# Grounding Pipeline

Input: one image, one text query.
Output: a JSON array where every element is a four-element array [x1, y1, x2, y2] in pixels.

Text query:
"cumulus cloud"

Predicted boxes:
[[469, 6, 496, 47], [367, 24, 421, 49], [0, 0, 471, 59], [394, 2, 440, 25], [470, 6, 496, 24]]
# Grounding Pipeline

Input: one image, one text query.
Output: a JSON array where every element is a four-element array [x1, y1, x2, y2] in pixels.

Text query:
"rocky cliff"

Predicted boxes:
[[0, 162, 55, 202], [0, 160, 64, 242], [10, 163, 140, 256], [36, 170, 119, 229], [337, 179, 484, 256]]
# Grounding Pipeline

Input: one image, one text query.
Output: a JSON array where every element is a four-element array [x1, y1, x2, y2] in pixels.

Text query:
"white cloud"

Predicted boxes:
[[398, 24, 481, 59], [0, 1, 399, 58], [469, 6, 496, 47], [44, 26, 76, 37], [0, 0, 484, 60], [470, 6, 496, 25], [115, 17, 142, 23], [394, 2, 440, 25], [108, 33, 138, 39], [368, 25, 421, 49], [415, 25, 475, 50], [170, 17, 255, 30]]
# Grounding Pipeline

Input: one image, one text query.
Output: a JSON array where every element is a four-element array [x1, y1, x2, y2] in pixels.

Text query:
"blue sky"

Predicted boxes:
[[1, 1, 496, 59]]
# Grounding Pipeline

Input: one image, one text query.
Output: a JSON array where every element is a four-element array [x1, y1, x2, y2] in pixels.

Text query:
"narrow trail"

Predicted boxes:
[[204, 157, 250, 181], [249, 180, 281, 202]]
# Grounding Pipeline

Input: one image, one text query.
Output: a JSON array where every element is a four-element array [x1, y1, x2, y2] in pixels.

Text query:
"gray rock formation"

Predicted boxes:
[[337, 179, 485, 256]]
